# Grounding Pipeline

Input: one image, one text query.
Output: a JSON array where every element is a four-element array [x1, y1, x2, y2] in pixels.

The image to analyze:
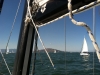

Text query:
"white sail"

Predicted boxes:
[[6, 46, 9, 54], [80, 37, 89, 56], [54, 50, 56, 53]]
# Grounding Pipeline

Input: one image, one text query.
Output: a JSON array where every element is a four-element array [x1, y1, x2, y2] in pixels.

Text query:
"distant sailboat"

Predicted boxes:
[[54, 50, 56, 53], [80, 37, 89, 56], [6, 46, 9, 54], [12, 50, 14, 53]]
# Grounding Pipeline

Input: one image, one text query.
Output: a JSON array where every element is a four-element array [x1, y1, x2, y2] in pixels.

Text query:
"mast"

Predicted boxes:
[[12, 0, 37, 75], [31, 29, 38, 75]]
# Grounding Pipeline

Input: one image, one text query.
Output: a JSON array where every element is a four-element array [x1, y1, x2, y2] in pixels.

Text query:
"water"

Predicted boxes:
[[0, 52, 100, 75]]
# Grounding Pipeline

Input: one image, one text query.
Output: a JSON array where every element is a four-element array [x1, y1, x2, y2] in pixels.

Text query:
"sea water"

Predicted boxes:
[[0, 52, 100, 75]]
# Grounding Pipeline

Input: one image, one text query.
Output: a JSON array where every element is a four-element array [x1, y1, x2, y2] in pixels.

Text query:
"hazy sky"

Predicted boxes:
[[0, 0, 100, 52]]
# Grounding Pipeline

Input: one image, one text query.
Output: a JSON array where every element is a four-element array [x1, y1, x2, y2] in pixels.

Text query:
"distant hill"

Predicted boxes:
[[37, 48, 63, 53], [0, 48, 63, 53]]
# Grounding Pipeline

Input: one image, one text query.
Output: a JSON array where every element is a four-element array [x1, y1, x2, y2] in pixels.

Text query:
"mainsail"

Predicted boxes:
[[6, 46, 9, 54], [80, 37, 89, 56], [54, 50, 56, 53]]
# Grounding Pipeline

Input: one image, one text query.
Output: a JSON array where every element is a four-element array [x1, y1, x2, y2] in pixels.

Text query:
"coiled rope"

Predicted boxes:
[[68, 0, 100, 62]]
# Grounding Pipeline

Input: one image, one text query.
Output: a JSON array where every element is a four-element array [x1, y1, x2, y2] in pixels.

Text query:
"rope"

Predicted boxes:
[[31, 0, 49, 15], [32, 0, 49, 7], [27, 0, 55, 69], [93, 6, 96, 75], [0, 50, 12, 75], [68, 0, 100, 62], [64, 17, 67, 75]]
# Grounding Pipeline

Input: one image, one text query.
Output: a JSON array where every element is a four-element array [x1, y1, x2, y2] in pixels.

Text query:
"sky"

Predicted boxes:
[[0, 0, 100, 52]]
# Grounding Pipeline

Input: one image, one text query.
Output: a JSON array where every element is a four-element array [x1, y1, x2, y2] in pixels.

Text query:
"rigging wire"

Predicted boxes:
[[33, 29, 43, 65], [0, 50, 12, 75], [93, 6, 96, 75], [64, 17, 67, 75], [0, 0, 22, 75], [31, 29, 45, 75], [5, 0, 22, 52], [31, 31, 38, 75], [27, 0, 55, 69]]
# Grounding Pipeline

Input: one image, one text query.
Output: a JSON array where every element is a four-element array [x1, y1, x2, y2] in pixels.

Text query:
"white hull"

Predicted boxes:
[[54, 52, 56, 53], [80, 53, 89, 56]]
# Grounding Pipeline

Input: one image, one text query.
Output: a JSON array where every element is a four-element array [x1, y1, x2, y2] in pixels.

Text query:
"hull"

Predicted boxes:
[[80, 53, 90, 56], [6, 52, 8, 54]]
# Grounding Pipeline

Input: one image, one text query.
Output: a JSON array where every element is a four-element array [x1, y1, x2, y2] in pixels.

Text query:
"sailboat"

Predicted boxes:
[[54, 50, 56, 53], [80, 37, 89, 56], [11, 50, 14, 53], [6, 46, 9, 54], [1, 0, 100, 75]]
